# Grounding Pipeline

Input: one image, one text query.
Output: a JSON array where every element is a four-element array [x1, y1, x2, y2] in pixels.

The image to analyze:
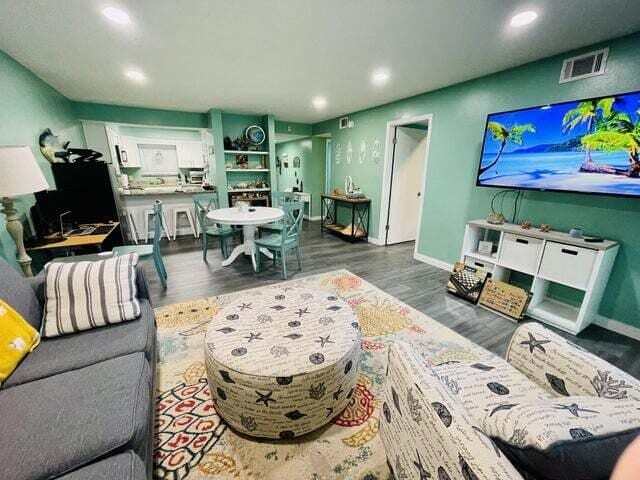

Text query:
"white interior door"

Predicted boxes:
[[386, 126, 428, 245]]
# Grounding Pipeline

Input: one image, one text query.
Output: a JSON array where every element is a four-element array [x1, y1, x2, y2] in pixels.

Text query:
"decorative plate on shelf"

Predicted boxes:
[[245, 125, 266, 146]]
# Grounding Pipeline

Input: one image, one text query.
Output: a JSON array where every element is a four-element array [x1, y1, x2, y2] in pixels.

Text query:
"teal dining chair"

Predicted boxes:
[[112, 199, 167, 289], [193, 193, 241, 262], [255, 201, 304, 279], [260, 191, 296, 234]]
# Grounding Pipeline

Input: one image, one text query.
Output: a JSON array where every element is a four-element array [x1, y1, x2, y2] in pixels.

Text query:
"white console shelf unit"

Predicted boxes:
[[461, 219, 618, 335]]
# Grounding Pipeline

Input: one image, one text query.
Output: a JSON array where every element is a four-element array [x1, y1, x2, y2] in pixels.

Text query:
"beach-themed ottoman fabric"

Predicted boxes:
[[380, 342, 524, 480], [432, 357, 550, 429], [507, 322, 640, 401], [484, 396, 640, 480], [204, 286, 361, 439]]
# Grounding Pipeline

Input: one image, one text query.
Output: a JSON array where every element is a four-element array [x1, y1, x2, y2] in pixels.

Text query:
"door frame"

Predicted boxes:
[[378, 113, 434, 255]]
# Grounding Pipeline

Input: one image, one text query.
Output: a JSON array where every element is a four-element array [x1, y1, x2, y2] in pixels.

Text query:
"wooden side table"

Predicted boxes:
[[321, 194, 370, 242]]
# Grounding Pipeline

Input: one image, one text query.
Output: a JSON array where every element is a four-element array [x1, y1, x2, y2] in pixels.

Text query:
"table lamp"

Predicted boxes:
[[0, 146, 50, 277]]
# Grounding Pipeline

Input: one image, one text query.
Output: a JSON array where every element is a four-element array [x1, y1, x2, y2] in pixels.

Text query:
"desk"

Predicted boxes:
[[207, 207, 283, 271], [27, 222, 120, 253]]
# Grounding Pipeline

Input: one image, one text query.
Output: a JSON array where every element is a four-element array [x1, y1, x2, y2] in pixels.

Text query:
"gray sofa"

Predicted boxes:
[[0, 259, 156, 480]]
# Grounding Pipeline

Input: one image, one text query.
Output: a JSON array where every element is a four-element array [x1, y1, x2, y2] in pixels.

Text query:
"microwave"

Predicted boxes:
[[188, 170, 205, 184]]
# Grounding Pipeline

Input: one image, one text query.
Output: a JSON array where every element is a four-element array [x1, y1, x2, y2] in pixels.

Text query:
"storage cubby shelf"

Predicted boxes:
[[461, 219, 618, 335]]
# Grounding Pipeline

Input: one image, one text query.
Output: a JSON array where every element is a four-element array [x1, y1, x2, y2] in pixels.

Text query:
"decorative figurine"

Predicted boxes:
[[540, 224, 551, 233], [521, 220, 532, 230]]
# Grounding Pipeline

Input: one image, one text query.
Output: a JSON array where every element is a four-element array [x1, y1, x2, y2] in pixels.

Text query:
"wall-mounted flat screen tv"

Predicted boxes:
[[476, 90, 640, 198]]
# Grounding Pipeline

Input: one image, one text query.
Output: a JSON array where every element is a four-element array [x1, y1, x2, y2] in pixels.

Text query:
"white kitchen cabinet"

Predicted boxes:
[[118, 135, 142, 167], [177, 141, 206, 168]]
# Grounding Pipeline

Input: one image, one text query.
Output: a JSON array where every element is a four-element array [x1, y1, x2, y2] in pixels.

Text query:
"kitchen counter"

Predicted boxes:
[[118, 185, 211, 196]]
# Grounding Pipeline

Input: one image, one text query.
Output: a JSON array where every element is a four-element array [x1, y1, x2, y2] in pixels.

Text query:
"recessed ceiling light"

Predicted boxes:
[[510, 10, 538, 27], [371, 69, 390, 86], [102, 6, 131, 25], [124, 69, 146, 82], [312, 96, 327, 110]]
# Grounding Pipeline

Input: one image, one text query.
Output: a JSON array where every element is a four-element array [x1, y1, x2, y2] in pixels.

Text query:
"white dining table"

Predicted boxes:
[[206, 206, 284, 271]]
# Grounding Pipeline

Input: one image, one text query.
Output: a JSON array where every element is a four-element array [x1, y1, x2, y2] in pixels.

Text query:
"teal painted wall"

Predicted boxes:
[[71, 101, 208, 128], [276, 138, 311, 191], [0, 50, 85, 269], [275, 137, 326, 217], [275, 121, 313, 136], [314, 33, 640, 328]]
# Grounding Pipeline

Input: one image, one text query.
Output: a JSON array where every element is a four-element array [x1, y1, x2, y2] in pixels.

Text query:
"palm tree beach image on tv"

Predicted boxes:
[[476, 90, 640, 198]]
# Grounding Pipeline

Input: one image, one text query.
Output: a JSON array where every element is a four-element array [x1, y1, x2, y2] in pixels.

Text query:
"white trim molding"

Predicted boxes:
[[413, 252, 453, 271], [379, 113, 434, 250], [304, 215, 322, 221], [367, 236, 385, 246], [412, 252, 640, 341], [594, 315, 640, 342]]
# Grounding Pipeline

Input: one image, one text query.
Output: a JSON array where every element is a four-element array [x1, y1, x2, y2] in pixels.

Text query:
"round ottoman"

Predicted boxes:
[[204, 286, 361, 439]]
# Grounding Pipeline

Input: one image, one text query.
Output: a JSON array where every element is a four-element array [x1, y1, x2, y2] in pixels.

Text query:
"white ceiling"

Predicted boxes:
[[1, 1, 639, 123]]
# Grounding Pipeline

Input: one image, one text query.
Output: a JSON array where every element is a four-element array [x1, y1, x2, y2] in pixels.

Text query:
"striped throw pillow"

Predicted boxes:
[[42, 254, 141, 338]]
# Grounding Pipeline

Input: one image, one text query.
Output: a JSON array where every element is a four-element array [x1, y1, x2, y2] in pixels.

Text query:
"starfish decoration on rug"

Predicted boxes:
[[295, 307, 310, 317], [238, 303, 252, 311], [245, 332, 263, 342], [555, 403, 600, 417], [413, 449, 431, 479], [316, 335, 334, 347], [520, 332, 551, 354], [255, 390, 276, 407]]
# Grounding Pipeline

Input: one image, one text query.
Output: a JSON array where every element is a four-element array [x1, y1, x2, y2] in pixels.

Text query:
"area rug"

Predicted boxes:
[[153, 269, 492, 480]]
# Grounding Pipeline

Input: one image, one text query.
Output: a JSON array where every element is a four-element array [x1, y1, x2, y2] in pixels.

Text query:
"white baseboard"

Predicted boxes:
[[413, 252, 640, 341], [304, 215, 321, 221], [594, 315, 640, 341], [413, 252, 453, 271], [367, 236, 384, 245]]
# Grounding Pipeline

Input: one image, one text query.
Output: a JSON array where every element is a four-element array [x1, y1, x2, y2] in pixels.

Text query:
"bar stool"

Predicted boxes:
[[144, 206, 171, 243], [172, 206, 198, 240], [126, 211, 139, 245]]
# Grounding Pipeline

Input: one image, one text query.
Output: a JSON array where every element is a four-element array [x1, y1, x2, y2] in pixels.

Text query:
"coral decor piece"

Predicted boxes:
[[540, 224, 551, 232], [521, 220, 532, 230]]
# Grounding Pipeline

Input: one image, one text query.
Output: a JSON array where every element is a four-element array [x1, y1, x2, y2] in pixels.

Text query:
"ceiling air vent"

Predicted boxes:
[[339, 117, 353, 129], [559, 48, 608, 84]]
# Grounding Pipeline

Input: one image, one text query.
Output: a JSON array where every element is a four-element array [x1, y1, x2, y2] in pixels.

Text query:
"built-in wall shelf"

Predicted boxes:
[[228, 188, 271, 193], [461, 219, 618, 335], [224, 150, 269, 155], [225, 169, 270, 172]]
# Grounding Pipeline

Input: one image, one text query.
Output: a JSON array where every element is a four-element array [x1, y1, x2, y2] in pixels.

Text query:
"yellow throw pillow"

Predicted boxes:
[[0, 300, 40, 385]]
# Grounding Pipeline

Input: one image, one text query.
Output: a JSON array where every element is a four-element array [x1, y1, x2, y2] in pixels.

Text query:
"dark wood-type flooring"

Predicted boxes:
[[143, 221, 640, 378]]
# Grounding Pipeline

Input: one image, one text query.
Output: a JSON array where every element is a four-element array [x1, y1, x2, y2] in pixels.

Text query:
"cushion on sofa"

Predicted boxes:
[[0, 258, 42, 330], [507, 322, 640, 402], [432, 356, 550, 429], [0, 352, 151, 480], [484, 396, 640, 480], [2, 299, 155, 388], [0, 300, 40, 385], [43, 253, 141, 337], [380, 342, 525, 480], [55, 451, 146, 480]]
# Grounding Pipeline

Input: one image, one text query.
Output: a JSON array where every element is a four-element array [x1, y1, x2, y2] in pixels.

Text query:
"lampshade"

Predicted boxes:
[[0, 146, 50, 197]]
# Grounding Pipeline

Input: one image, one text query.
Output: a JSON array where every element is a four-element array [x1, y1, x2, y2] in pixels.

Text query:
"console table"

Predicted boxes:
[[460, 220, 618, 334], [321, 194, 370, 242]]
